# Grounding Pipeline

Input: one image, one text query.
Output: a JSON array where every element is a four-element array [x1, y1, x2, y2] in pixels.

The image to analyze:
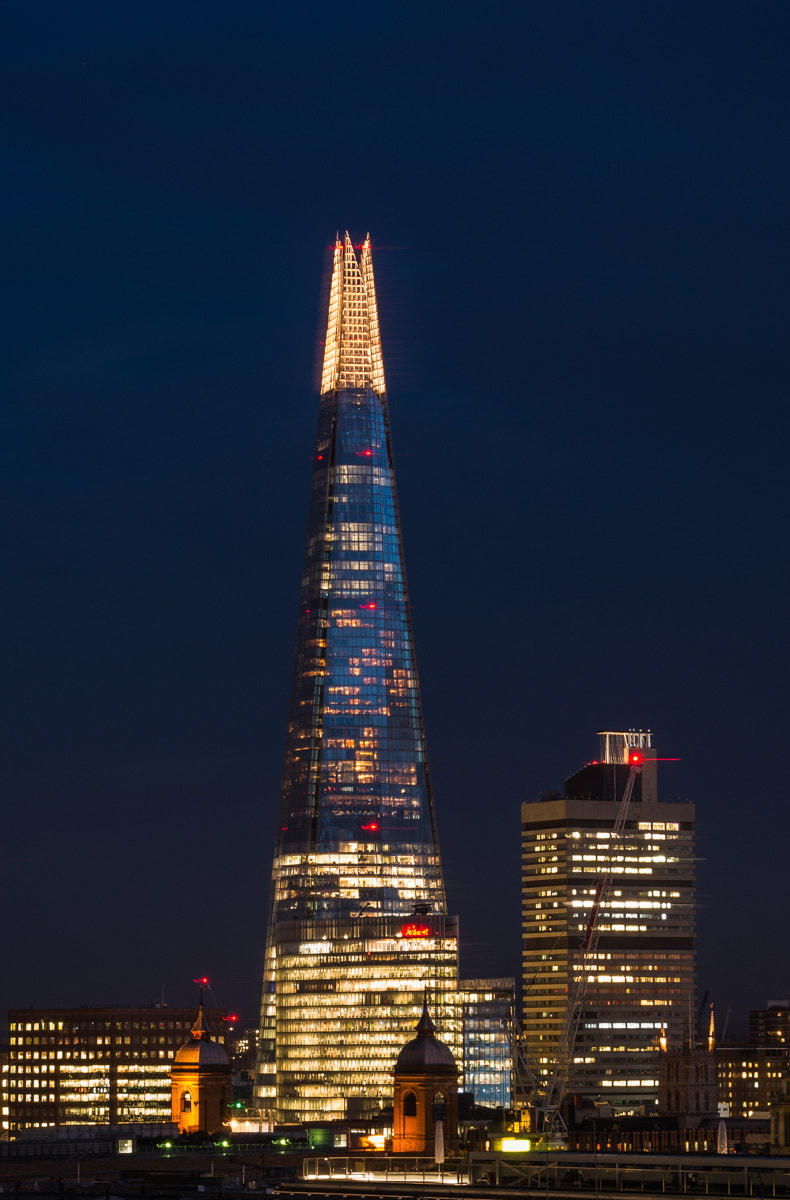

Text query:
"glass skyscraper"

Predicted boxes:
[[255, 234, 458, 1123]]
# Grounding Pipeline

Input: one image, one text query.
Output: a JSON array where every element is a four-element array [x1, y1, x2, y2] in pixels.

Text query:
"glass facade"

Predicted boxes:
[[521, 736, 695, 1116], [459, 978, 514, 1108], [256, 235, 457, 1122]]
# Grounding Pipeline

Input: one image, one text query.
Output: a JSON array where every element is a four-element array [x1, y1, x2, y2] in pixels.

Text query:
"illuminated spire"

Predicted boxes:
[[708, 1004, 716, 1052], [321, 232, 386, 395]]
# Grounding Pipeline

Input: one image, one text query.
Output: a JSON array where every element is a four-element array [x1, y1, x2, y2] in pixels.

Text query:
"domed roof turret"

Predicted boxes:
[[173, 999, 230, 1069], [394, 1002, 457, 1075]]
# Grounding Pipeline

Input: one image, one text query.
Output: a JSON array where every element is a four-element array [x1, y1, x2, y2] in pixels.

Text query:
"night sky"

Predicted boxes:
[[3, 1, 789, 1040]]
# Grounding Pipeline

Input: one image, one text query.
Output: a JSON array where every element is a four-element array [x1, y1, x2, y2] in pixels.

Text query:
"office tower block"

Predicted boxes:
[[521, 731, 695, 1117], [255, 234, 458, 1123], [459, 978, 515, 1108]]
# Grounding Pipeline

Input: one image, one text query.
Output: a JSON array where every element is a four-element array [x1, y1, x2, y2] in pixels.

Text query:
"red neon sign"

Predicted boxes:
[[401, 923, 430, 938]]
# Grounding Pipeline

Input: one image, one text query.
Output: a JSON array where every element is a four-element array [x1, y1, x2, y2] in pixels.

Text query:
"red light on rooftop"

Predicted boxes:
[[631, 753, 641, 764], [360, 602, 377, 610], [355, 449, 373, 457], [361, 822, 379, 831]]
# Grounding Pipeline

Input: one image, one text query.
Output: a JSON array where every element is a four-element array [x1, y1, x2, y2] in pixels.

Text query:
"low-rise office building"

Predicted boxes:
[[716, 1047, 787, 1118], [3, 1005, 225, 1136]]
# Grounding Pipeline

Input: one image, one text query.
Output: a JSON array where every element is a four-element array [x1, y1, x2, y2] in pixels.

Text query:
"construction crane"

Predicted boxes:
[[506, 757, 643, 1140]]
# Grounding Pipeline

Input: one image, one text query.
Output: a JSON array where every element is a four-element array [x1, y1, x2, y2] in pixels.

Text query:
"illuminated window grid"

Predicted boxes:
[[715, 1048, 787, 1116], [271, 916, 459, 1122], [521, 796, 695, 1115], [459, 979, 515, 1108], [4, 1006, 225, 1135]]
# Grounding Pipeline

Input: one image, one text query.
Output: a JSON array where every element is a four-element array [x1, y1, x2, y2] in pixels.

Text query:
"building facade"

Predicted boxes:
[[3, 1006, 225, 1136], [658, 1039, 718, 1124], [716, 1047, 787, 1118], [521, 731, 695, 1116], [459, 978, 514, 1108], [750, 1003, 790, 1049], [256, 234, 458, 1123]]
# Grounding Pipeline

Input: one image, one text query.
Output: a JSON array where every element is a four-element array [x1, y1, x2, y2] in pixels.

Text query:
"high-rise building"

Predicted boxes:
[[521, 730, 695, 1116], [256, 233, 458, 1123], [3, 1005, 225, 1135]]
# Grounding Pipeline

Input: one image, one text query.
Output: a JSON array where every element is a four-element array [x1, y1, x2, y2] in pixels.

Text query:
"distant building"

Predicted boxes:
[[459, 978, 514, 1108], [770, 1066, 790, 1152], [3, 1005, 225, 1136], [227, 1025, 259, 1072], [658, 1032, 718, 1124], [750, 1002, 790, 1049], [716, 1047, 787, 1118], [521, 730, 695, 1115]]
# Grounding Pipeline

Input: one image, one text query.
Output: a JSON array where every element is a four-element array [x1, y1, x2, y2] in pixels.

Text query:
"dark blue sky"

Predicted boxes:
[[2, 1, 788, 1037]]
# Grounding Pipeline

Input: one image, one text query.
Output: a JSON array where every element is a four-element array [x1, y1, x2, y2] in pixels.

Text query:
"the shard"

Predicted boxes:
[[255, 234, 458, 1122]]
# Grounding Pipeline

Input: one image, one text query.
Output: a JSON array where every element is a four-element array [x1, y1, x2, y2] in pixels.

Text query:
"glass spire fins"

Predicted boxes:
[[255, 234, 457, 1122]]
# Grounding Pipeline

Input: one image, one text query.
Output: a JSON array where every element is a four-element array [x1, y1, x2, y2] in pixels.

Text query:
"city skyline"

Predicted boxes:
[[3, 3, 790, 1035]]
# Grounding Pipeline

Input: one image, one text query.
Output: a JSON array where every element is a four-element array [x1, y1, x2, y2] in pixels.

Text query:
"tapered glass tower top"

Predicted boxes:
[[256, 236, 456, 1120], [271, 233, 445, 923]]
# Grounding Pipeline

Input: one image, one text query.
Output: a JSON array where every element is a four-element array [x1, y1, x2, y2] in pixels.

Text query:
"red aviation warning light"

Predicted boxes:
[[361, 822, 379, 831], [193, 976, 209, 985], [401, 923, 430, 938], [630, 753, 642, 764], [360, 602, 377, 610]]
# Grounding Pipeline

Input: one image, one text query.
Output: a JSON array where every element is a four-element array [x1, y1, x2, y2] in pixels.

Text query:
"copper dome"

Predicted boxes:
[[394, 1004, 457, 1075], [173, 1003, 230, 1069]]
